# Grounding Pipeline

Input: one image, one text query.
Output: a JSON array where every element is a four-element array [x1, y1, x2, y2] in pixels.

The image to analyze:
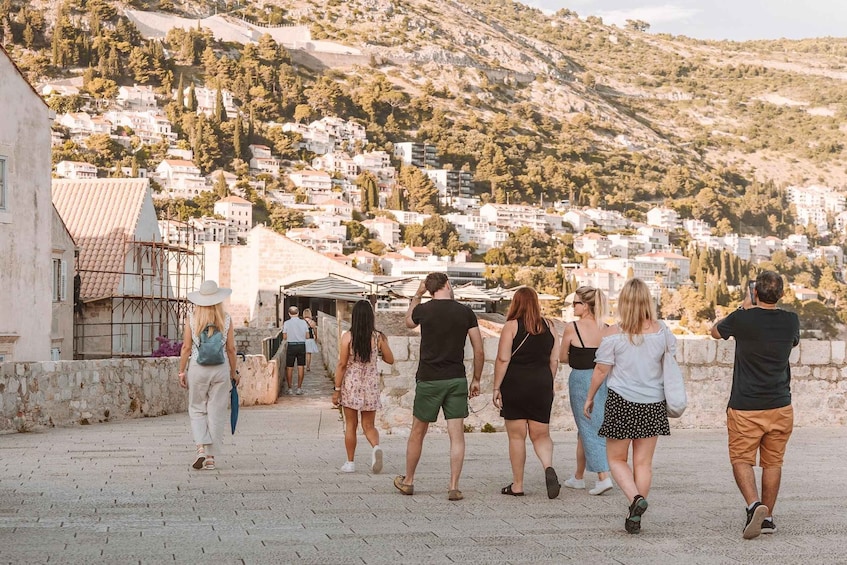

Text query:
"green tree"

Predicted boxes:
[[403, 215, 461, 256], [356, 171, 379, 213], [399, 165, 438, 213]]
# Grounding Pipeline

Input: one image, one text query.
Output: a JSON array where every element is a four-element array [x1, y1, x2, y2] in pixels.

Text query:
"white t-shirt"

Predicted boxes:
[[594, 323, 675, 404]]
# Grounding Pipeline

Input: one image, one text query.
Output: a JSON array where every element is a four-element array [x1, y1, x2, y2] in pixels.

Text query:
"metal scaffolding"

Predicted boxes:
[[74, 239, 204, 359]]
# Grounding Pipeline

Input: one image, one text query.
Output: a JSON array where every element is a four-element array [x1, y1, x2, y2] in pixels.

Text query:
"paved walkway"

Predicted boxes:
[[2, 349, 847, 563]]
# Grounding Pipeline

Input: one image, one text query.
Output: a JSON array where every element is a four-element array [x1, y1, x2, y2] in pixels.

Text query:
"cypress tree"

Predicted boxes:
[[214, 85, 226, 122], [233, 113, 243, 161], [186, 83, 197, 112], [175, 73, 184, 111]]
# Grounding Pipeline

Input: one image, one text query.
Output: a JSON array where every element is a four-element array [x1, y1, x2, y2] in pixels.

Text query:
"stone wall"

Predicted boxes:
[[234, 328, 282, 356], [0, 354, 279, 433], [318, 313, 847, 434]]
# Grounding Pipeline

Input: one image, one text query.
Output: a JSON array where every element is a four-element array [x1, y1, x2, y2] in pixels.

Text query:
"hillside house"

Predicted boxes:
[[53, 178, 201, 358]]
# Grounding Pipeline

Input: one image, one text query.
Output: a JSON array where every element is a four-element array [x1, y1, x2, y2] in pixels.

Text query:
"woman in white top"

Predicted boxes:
[[178, 280, 238, 471], [584, 277, 674, 535], [303, 308, 319, 371]]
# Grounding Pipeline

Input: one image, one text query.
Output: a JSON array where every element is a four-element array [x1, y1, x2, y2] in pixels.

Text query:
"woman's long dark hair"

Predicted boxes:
[[350, 300, 376, 362]]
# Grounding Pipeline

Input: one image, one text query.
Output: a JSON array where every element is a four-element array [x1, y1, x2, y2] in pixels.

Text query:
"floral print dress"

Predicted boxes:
[[340, 332, 382, 412]]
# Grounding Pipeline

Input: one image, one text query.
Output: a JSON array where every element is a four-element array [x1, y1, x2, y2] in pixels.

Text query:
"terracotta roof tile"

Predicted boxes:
[[52, 179, 150, 300]]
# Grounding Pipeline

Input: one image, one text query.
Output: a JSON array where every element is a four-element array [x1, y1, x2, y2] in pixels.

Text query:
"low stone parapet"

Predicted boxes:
[[318, 313, 847, 434], [0, 354, 278, 432]]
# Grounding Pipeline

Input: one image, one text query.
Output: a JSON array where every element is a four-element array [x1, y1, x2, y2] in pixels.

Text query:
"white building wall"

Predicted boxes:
[[0, 53, 54, 361]]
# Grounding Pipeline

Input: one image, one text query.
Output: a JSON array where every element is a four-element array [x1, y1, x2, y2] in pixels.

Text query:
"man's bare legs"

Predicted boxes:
[[733, 463, 781, 513], [401, 417, 429, 486], [445, 418, 466, 491]]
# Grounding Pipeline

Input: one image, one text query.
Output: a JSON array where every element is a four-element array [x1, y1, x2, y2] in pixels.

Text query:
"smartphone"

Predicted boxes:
[[748, 281, 757, 305]]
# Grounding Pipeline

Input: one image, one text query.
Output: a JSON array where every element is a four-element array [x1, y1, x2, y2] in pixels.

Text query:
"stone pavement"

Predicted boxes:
[[2, 348, 847, 564]]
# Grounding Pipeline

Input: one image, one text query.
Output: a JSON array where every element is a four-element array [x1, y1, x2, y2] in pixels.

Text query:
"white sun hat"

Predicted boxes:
[[187, 280, 232, 306]]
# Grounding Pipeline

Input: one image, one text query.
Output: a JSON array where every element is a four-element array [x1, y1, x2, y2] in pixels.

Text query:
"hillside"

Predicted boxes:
[[3, 0, 846, 232]]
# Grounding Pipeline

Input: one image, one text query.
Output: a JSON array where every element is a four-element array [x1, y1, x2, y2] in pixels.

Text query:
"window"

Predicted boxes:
[[0, 156, 6, 210], [52, 258, 67, 302]]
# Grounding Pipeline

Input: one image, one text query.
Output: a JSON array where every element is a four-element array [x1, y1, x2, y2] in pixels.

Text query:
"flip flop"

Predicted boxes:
[[448, 489, 463, 501], [393, 475, 414, 495], [501, 484, 525, 496], [545, 467, 561, 500]]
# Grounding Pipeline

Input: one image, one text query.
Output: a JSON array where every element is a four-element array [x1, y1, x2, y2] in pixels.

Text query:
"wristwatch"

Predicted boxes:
[[334, 387, 341, 391]]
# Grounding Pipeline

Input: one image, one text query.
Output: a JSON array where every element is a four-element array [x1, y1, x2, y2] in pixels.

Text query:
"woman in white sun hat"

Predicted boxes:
[[178, 280, 238, 470]]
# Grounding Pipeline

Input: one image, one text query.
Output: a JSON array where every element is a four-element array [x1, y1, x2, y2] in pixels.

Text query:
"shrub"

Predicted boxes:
[[152, 336, 182, 357]]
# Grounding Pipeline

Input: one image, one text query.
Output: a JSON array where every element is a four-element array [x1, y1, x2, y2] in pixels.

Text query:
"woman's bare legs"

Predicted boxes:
[[342, 407, 359, 462], [505, 419, 528, 492]]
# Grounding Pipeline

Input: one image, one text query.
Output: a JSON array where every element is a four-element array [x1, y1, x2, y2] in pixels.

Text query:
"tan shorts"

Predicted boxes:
[[726, 405, 794, 468]]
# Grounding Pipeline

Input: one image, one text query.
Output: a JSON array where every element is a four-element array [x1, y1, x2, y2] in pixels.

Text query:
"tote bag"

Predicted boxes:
[[661, 322, 687, 418]]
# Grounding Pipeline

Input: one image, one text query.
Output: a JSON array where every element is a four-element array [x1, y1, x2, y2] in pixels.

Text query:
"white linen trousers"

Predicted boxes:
[[187, 360, 230, 456]]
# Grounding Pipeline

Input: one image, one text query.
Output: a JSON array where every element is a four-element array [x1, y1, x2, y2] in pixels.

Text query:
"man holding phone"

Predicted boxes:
[[711, 271, 799, 539]]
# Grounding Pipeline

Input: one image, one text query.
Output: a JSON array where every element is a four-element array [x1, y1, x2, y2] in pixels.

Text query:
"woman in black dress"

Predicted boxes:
[[493, 287, 561, 498]]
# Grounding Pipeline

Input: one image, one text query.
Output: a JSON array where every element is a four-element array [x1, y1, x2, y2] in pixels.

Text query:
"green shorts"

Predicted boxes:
[[413, 378, 469, 422]]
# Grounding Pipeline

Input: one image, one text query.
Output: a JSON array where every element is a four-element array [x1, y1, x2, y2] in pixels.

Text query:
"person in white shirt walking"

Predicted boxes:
[[283, 306, 310, 395]]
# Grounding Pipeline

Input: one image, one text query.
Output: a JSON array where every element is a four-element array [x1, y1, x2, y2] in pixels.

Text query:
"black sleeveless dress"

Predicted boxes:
[[500, 319, 556, 423]]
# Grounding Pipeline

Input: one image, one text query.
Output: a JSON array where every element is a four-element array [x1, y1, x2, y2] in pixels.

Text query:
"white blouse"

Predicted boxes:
[[594, 323, 675, 404]]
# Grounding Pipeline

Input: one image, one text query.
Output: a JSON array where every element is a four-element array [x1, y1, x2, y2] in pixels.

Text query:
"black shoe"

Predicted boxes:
[[743, 502, 769, 539], [545, 467, 561, 499], [625, 495, 649, 534], [761, 518, 776, 534]]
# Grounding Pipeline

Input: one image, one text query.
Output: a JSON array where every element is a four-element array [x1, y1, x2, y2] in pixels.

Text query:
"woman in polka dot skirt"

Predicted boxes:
[[584, 278, 674, 535]]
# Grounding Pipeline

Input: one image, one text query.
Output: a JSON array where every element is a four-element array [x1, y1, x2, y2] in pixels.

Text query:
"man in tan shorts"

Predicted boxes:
[[711, 270, 800, 539]]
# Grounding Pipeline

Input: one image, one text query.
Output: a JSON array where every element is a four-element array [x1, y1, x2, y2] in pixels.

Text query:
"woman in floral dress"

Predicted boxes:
[[332, 300, 395, 473]]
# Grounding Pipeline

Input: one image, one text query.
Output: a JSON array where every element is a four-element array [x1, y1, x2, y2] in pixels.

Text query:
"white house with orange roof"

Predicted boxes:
[[306, 213, 347, 239], [1, 46, 75, 362], [58, 112, 114, 137], [53, 178, 192, 358], [316, 197, 354, 219], [155, 159, 208, 198], [313, 151, 359, 178], [285, 228, 344, 255], [362, 216, 401, 247], [214, 195, 253, 244], [400, 246, 433, 260], [105, 110, 177, 145], [117, 84, 157, 109], [563, 209, 594, 232], [55, 160, 98, 180], [574, 232, 611, 257], [289, 169, 332, 194]]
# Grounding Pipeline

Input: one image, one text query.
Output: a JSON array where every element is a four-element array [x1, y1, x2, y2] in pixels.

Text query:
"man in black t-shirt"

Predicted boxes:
[[711, 270, 800, 540], [393, 273, 484, 501]]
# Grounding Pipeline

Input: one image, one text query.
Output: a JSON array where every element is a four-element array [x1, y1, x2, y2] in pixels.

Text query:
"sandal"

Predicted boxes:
[[625, 495, 649, 534], [192, 446, 206, 470], [448, 489, 463, 501], [393, 475, 414, 495], [501, 484, 525, 496], [203, 456, 216, 470], [545, 467, 561, 500]]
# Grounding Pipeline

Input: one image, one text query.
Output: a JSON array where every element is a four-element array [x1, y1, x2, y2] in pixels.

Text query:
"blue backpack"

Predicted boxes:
[[196, 324, 226, 366]]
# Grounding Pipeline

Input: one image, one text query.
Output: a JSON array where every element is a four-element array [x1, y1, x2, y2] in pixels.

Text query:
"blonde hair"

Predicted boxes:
[[193, 303, 226, 338], [303, 308, 312, 318], [574, 286, 608, 328], [617, 278, 656, 344]]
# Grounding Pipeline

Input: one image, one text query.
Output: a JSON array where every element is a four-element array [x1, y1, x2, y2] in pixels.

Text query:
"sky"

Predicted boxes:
[[524, 0, 847, 41]]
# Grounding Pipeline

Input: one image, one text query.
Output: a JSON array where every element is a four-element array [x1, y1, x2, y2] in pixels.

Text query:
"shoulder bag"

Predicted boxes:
[[661, 322, 687, 418]]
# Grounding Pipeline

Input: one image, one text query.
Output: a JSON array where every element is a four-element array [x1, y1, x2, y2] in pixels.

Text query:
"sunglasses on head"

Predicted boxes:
[[572, 301, 584, 305]]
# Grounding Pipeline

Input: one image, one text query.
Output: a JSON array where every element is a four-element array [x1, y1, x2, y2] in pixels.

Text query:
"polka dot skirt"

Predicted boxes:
[[599, 388, 670, 440]]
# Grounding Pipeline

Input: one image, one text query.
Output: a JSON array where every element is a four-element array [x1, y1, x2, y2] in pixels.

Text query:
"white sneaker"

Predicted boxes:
[[371, 446, 383, 474], [589, 477, 613, 495], [340, 461, 355, 473], [286, 388, 294, 395], [296, 388, 303, 395], [564, 476, 585, 489]]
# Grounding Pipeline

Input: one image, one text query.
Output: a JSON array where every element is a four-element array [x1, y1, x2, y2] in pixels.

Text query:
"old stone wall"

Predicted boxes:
[[318, 313, 847, 434], [0, 354, 279, 432], [233, 328, 282, 356]]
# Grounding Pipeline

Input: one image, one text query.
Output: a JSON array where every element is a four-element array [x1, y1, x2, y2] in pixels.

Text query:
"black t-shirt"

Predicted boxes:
[[412, 299, 479, 381], [716, 307, 800, 410]]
